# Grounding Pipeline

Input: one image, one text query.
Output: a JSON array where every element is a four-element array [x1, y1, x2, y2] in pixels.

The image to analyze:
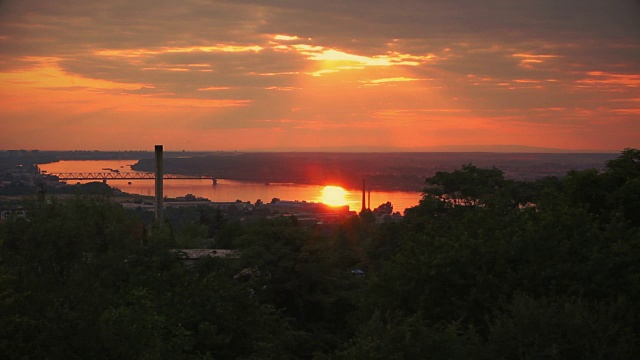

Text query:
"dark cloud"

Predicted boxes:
[[2, 0, 637, 79]]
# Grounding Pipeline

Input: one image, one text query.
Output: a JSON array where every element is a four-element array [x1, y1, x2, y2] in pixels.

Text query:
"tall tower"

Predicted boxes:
[[361, 179, 366, 212], [155, 145, 164, 224]]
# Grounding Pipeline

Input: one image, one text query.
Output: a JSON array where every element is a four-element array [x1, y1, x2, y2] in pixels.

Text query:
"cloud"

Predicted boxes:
[[0, 0, 638, 151]]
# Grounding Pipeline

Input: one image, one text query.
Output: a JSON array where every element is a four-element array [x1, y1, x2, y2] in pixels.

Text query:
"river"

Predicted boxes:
[[39, 160, 423, 213]]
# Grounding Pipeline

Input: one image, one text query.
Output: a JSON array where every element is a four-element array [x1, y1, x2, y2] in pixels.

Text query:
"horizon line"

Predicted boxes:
[[0, 145, 625, 154]]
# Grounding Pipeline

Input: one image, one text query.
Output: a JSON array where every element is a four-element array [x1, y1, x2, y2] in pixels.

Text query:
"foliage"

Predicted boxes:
[[373, 201, 393, 216], [1, 149, 640, 358], [343, 148, 640, 358], [0, 200, 294, 359]]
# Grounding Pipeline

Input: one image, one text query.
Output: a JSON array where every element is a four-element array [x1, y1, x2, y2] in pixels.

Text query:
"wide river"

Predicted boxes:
[[39, 160, 423, 214]]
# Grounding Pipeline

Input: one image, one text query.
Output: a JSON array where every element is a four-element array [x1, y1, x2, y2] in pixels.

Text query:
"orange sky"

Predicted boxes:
[[1, 0, 639, 151]]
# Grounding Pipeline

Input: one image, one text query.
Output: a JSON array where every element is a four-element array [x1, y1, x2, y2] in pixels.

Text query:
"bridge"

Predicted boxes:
[[48, 172, 217, 184]]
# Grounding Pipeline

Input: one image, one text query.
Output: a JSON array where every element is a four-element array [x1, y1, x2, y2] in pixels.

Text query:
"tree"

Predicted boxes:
[[423, 164, 517, 208], [373, 201, 393, 216], [0, 198, 298, 359], [343, 151, 640, 358]]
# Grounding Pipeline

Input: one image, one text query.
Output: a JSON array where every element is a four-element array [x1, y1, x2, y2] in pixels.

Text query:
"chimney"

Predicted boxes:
[[361, 179, 366, 212], [155, 145, 164, 224]]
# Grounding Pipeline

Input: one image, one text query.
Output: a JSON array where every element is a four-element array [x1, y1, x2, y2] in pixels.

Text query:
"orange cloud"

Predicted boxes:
[[0, 56, 148, 91], [95, 44, 264, 58], [578, 72, 640, 86], [512, 53, 559, 69], [1, 0, 638, 152]]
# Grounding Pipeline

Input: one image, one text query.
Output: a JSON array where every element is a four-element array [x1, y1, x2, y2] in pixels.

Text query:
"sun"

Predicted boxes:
[[320, 185, 348, 207]]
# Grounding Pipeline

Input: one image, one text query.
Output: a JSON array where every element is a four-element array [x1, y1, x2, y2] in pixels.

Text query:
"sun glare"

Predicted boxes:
[[320, 185, 348, 207]]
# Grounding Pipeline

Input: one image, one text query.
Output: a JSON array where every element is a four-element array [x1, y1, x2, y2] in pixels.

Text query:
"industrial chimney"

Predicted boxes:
[[361, 179, 366, 212], [155, 145, 164, 224]]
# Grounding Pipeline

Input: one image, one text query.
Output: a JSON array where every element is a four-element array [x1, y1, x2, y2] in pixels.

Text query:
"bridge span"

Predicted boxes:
[[48, 172, 217, 184]]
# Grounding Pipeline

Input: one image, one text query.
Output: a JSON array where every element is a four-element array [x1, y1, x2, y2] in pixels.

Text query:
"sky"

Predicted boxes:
[[1, 0, 639, 152]]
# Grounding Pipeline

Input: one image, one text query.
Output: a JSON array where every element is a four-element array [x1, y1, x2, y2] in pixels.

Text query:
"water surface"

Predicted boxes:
[[40, 160, 422, 213]]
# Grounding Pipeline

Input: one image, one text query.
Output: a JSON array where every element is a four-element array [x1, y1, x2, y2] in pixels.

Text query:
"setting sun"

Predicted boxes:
[[320, 185, 348, 207]]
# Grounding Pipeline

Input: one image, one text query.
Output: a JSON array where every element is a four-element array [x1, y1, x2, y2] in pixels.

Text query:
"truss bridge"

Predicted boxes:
[[48, 172, 217, 184]]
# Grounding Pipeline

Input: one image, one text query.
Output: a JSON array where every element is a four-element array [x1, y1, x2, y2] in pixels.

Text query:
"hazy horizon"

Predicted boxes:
[[0, 144, 624, 154]]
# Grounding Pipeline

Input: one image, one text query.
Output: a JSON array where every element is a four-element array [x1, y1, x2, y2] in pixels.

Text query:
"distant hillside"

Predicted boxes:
[[248, 145, 615, 153], [131, 152, 618, 192], [409, 145, 616, 153]]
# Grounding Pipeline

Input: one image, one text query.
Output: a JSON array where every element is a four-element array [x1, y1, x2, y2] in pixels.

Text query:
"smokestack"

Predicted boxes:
[[368, 186, 371, 210], [155, 145, 164, 224], [361, 179, 366, 212]]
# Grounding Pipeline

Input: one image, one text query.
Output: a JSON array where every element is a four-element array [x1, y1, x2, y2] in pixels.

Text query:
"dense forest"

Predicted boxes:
[[1, 149, 639, 359]]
